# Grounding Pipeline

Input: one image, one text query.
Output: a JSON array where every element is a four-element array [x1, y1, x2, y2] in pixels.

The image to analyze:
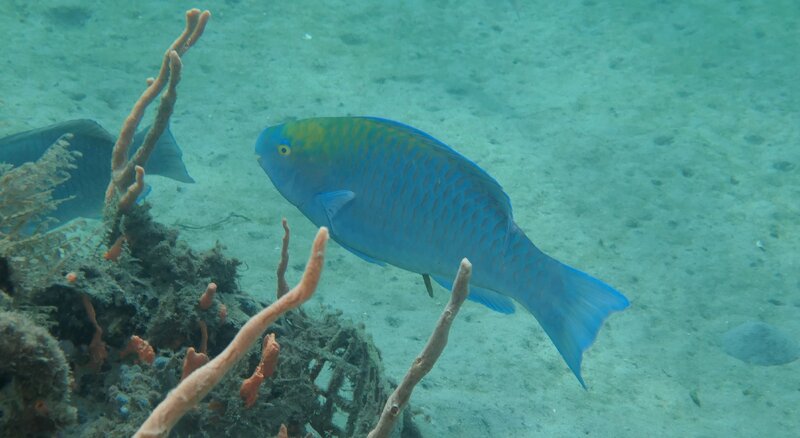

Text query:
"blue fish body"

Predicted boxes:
[[255, 117, 629, 386]]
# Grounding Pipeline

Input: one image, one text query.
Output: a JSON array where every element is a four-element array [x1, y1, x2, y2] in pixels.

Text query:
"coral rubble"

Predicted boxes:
[[2, 195, 418, 437]]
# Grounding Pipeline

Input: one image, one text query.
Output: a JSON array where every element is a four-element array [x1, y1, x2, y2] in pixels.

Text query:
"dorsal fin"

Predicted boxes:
[[359, 117, 513, 216], [0, 119, 114, 166], [0, 119, 113, 150], [60, 119, 116, 143]]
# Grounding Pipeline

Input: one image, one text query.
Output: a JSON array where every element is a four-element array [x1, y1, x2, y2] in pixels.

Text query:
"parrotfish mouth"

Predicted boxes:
[[257, 159, 303, 210]]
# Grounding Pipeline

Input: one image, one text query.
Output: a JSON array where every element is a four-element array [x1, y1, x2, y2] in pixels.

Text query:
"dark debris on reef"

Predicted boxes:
[[1, 201, 421, 438]]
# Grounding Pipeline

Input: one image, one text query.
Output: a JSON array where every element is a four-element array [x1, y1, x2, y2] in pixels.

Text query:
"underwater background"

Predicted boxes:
[[1, 0, 797, 436]]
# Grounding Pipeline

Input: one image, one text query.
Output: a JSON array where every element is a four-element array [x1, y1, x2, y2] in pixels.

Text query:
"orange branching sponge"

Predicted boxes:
[[117, 165, 145, 212], [106, 9, 210, 206], [198, 282, 217, 310], [240, 333, 280, 408], [104, 235, 126, 261], [198, 320, 209, 355], [181, 347, 209, 380], [120, 335, 156, 364], [81, 294, 107, 371], [276, 424, 288, 438], [218, 303, 227, 324]]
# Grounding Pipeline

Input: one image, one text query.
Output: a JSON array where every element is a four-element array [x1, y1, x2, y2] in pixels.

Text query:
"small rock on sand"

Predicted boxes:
[[721, 321, 799, 366]]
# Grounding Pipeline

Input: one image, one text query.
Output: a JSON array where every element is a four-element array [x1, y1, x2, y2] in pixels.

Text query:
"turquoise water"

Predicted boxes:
[[1, 1, 797, 436]]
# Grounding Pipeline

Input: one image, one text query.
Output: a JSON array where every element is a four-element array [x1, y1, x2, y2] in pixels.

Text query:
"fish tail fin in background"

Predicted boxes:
[[515, 246, 629, 388], [133, 124, 195, 183]]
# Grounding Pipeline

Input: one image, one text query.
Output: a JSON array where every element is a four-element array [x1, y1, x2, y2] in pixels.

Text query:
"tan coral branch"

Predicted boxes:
[[276, 218, 290, 298], [367, 258, 472, 438]]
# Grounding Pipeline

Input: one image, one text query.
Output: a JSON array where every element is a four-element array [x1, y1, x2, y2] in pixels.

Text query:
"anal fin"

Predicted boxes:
[[433, 276, 515, 314]]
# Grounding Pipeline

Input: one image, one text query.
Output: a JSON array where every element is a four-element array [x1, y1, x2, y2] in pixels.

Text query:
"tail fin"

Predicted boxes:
[[132, 124, 195, 183], [520, 258, 629, 388]]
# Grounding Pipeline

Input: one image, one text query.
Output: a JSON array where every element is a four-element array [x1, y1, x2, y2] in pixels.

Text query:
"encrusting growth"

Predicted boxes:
[[134, 227, 329, 438], [120, 335, 156, 365]]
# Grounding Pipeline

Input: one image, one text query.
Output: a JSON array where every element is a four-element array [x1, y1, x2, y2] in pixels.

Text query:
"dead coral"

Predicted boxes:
[[26, 201, 418, 437]]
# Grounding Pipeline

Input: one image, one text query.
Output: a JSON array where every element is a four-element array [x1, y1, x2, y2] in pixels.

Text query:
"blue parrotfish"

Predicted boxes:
[[255, 117, 629, 387], [0, 119, 194, 226]]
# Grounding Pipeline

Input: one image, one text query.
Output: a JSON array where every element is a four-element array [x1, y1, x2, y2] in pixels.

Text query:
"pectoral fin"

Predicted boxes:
[[315, 190, 355, 233], [315, 190, 386, 266]]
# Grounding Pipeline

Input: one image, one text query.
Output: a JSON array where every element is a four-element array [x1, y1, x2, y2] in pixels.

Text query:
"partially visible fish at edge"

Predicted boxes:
[[0, 119, 194, 227]]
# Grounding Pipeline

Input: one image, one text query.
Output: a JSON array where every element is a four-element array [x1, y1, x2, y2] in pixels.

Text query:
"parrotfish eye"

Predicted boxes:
[[277, 144, 291, 156]]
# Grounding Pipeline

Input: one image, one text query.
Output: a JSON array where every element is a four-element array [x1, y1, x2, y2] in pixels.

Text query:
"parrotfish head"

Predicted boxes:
[[254, 120, 332, 212]]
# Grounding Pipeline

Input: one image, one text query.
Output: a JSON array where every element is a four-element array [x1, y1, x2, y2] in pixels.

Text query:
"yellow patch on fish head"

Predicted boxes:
[[284, 119, 327, 154]]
